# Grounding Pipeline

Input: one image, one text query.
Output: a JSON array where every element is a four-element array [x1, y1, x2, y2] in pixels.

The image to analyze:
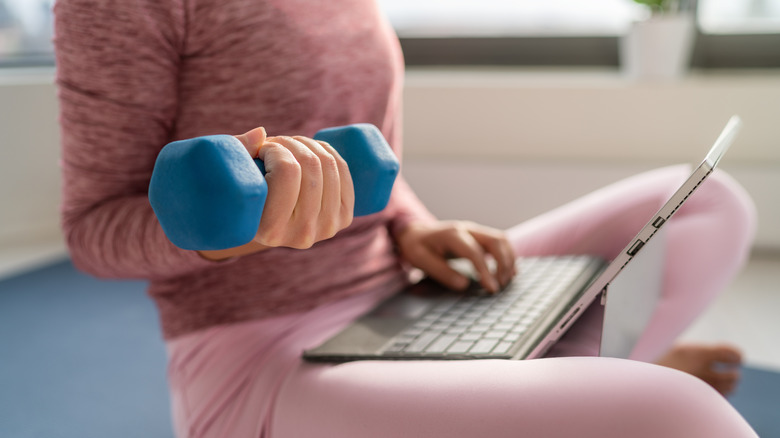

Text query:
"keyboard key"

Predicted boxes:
[[405, 332, 439, 353], [463, 311, 485, 319], [468, 324, 492, 333], [445, 326, 467, 335], [425, 335, 458, 353], [512, 321, 531, 331], [483, 330, 509, 339], [469, 339, 499, 354], [503, 332, 521, 342], [402, 327, 424, 337], [494, 341, 514, 354], [447, 341, 475, 354], [460, 332, 481, 341], [420, 314, 440, 323], [385, 342, 410, 353], [476, 318, 499, 326]]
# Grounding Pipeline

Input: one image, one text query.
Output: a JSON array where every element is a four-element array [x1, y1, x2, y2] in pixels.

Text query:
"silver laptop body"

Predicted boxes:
[[304, 116, 742, 362]]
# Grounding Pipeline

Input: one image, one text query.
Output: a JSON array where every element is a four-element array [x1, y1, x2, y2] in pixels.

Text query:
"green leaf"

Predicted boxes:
[[632, 0, 670, 12]]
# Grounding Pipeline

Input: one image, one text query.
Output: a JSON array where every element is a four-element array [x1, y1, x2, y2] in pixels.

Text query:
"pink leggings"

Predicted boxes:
[[167, 166, 757, 438]]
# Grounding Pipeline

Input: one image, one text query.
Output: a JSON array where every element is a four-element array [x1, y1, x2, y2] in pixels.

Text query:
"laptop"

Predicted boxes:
[[303, 115, 743, 362]]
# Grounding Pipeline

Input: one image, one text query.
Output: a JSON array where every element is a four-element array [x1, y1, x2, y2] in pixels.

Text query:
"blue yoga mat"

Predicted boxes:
[[729, 365, 780, 437], [0, 259, 777, 437], [0, 260, 171, 438]]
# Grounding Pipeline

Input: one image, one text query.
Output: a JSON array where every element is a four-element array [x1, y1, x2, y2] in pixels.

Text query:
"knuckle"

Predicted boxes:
[[318, 142, 348, 167], [341, 206, 354, 226], [297, 150, 321, 171], [273, 158, 302, 181], [453, 223, 470, 236], [321, 221, 339, 240], [319, 153, 339, 173], [461, 220, 478, 230], [344, 213, 354, 228], [292, 234, 316, 250], [289, 221, 318, 249], [290, 241, 314, 250], [334, 153, 349, 172], [256, 227, 284, 248]]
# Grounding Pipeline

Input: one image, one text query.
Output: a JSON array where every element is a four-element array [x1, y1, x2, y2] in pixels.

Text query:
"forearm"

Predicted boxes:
[[63, 195, 218, 279]]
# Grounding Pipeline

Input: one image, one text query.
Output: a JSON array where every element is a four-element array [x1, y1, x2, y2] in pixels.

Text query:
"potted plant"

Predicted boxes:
[[620, 0, 697, 80]]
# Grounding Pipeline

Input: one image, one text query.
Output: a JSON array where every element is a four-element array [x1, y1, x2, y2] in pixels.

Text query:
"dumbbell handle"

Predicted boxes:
[[149, 124, 399, 251]]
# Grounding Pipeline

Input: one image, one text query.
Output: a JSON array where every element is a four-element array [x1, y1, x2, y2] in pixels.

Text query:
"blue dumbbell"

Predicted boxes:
[[149, 124, 399, 250]]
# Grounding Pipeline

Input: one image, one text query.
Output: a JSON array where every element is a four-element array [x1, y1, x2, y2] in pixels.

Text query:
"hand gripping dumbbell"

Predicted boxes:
[[148, 124, 400, 251]]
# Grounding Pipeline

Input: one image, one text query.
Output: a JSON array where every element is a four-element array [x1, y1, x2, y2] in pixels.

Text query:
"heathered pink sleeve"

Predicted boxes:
[[54, 0, 216, 279]]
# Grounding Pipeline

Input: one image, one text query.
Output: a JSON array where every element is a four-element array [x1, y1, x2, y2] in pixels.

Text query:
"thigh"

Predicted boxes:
[[505, 165, 690, 259], [271, 357, 756, 438]]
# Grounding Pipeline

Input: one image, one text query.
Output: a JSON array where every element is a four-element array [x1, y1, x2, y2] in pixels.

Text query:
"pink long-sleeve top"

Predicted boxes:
[[54, 0, 436, 339]]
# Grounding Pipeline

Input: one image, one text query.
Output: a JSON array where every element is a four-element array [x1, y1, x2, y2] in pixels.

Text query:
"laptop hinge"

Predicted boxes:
[[600, 286, 609, 305]]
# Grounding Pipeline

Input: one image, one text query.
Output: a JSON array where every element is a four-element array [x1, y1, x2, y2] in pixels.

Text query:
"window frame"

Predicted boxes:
[[399, 32, 780, 68]]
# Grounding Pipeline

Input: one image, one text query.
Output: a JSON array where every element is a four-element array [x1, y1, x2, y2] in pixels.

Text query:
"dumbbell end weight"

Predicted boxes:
[[149, 135, 268, 251], [313, 124, 400, 216]]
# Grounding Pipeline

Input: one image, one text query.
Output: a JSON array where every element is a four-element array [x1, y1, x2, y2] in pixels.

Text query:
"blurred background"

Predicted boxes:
[[0, 0, 779, 365]]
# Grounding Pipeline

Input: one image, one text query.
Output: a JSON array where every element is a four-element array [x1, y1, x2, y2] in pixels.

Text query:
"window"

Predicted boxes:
[[379, 0, 646, 37], [0, 0, 777, 68], [379, 0, 780, 67], [699, 0, 780, 34], [0, 0, 53, 67]]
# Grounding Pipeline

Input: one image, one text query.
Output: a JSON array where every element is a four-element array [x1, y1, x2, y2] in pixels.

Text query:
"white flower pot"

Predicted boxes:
[[620, 13, 696, 80]]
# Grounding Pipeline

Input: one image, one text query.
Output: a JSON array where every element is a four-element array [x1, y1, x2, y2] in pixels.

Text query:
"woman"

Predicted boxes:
[[54, 0, 756, 436]]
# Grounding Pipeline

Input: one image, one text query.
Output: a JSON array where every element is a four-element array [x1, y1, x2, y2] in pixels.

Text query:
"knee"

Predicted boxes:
[[603, 362, 754, 436], [697, 169, 757, 251], [642, 367, 754, 435]]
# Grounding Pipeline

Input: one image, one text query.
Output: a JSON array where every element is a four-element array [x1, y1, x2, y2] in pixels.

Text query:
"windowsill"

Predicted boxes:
[[405, 65, 780, 82], [0, 65, 55, 85]]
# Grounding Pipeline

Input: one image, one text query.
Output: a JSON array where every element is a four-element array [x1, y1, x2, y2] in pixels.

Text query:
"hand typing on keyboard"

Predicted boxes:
[[381, 256, 594, 358], [396, 220, 516, 294]]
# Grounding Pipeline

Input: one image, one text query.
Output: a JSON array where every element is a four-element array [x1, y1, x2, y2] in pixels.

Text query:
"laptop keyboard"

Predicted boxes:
[[380, 256, 596, 358]]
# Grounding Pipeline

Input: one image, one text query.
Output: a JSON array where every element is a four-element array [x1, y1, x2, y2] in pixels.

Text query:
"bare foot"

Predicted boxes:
[[655, 343, 742, 396]]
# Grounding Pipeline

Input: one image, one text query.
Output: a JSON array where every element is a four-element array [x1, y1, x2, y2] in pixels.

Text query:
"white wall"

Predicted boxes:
[[401, 68, 780, 250], [0, 67, 778, 272], [0, 69, 63, 276], [0, 69, 61, 248]]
